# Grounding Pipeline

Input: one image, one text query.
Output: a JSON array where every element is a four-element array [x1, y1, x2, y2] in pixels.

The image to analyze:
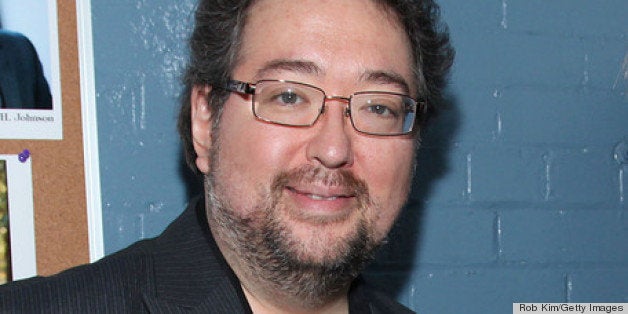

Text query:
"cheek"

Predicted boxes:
[[214, 107, 306, 204], [362, 141, 414, 197], [360, 141, 415, 234], [219, 126, 303, 176]]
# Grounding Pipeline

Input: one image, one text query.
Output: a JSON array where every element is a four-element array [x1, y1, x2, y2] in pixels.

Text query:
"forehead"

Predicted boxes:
[[235, 0, 414, 92]]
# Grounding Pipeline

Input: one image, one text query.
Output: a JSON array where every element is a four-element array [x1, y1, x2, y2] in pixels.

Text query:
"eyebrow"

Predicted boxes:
[[254, 59, 323, 80], [254, 58, 412, 95], [360, 70, 411, 95]]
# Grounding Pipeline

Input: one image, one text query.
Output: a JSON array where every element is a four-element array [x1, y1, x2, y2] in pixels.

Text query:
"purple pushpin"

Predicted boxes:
[[18, 149, 30, 163]]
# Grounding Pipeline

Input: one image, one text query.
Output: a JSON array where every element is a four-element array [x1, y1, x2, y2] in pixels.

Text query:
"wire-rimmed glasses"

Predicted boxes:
[[225, 79, 425, 136]]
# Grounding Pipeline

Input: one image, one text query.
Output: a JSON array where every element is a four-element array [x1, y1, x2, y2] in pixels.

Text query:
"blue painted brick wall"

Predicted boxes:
[[92, 0, 197, 253], [92, 1, 628, 313], [363, 1, 628, 312]]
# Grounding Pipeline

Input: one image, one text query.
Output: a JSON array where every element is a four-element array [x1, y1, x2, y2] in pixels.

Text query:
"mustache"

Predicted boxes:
[[271, 165, 369, 199]]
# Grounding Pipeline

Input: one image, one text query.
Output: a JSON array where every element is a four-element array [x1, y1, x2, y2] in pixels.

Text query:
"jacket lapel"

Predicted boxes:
[[140, 197, 251, 313]]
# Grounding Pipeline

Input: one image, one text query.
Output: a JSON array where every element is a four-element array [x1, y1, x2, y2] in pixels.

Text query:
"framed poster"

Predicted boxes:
[[0, 154, 37, 283], [0, 0, 63, 139]]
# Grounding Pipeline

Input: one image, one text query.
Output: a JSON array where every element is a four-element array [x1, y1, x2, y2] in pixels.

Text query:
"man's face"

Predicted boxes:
[[192, 0, 416, 296]]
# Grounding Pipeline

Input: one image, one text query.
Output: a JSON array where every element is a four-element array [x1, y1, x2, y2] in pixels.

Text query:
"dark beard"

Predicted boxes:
[[205, 165, 381, 308]]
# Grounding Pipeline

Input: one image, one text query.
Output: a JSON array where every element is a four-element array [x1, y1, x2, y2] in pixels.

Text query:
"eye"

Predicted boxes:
[[366, 104, 398, 118], [268, 88, 307, 106], [278, 91, 301, 104]]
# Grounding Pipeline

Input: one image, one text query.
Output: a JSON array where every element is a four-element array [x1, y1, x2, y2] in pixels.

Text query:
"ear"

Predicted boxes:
[[191, 84, 213, 174]]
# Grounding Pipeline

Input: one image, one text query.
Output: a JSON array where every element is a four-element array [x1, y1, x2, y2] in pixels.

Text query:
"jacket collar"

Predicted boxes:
[[139, 196, 404, 313], [141, 196, 252, 313]]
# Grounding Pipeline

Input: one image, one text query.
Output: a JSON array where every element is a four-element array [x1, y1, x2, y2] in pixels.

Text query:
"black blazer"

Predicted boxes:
[[0, 30, 52, 109], [0, 197, 413, 313]]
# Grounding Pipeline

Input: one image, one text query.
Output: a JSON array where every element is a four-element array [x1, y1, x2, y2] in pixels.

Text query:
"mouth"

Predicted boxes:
[[282, 185, 358, 222], [286, 186, 353, 201], [272, 166, 369, 223]]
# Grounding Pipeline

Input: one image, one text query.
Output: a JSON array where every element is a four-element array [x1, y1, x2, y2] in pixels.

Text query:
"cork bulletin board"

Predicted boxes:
[[0, 1, 90, 276]]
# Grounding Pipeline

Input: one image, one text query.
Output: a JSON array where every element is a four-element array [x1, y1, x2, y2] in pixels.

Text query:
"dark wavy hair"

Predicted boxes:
[[178, 0, 454, 174]]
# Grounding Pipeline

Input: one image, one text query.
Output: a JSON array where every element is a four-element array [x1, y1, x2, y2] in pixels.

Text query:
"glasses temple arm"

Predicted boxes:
[[226, 80, 256, 95]]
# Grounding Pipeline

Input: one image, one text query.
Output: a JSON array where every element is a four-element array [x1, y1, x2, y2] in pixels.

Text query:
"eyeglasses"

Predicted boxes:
[[224, 79, 426, 136]]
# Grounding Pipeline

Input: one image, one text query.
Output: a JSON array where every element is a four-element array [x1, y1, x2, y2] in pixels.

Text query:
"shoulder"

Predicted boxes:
[[0, 239, 156, 312], [0, 30, 30, 45], [0, 199, 206, 312], [0, 30, 36, 56]]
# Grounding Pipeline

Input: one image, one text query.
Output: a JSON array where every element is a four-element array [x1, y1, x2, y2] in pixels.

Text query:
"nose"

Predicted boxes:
[[305, 100, 354, 169]]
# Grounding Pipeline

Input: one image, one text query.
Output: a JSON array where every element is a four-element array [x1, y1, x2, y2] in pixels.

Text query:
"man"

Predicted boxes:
[[0, 0, 453, 313], [0, 30, 53, 109]]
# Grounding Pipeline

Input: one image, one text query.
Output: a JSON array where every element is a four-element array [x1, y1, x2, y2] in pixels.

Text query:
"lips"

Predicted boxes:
[[286, 186, 354, 201], [271, 166, 369, 222], [282, 184, 359, 222]]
